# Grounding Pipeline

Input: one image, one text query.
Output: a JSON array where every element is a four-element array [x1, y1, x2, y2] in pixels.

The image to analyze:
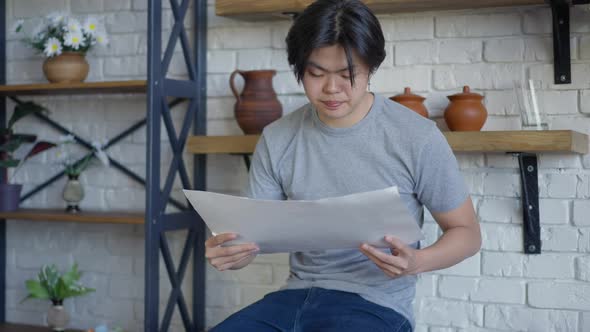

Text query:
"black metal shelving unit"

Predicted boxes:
[[0, 0, 207, 331]]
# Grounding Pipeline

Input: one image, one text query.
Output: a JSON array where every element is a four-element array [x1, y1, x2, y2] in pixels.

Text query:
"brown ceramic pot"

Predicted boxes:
[[230, 70, 283, 135], [42, 52, 89, 83], [390, 87, 428, 118], [444, 86, 487, 131]]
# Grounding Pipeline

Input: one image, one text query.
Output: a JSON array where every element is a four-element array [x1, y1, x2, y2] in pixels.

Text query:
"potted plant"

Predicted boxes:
[[23, 263, 95, 331], [13, 13, 108, 83], [0, 101, 56, 211]]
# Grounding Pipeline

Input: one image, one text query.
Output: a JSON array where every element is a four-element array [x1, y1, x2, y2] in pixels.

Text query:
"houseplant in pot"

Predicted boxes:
[[14, 13, 109, 83], [22, 263, 95, 331], [0, 101, 56, 211]]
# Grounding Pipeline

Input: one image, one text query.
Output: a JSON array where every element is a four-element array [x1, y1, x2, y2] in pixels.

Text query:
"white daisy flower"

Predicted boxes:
[[32, 23, 46, 39], [94, 31, 109, 46], [82, 17, 100, 36], [43, 37, 62, 57], [65, 18, 82, 33], [12, 19, 24, 33], [64, 31, 84, 50], [47, 12, 66, 27]]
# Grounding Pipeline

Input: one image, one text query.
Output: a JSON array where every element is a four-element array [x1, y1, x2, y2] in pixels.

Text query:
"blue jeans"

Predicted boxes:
[[210, 287, 411, 332]]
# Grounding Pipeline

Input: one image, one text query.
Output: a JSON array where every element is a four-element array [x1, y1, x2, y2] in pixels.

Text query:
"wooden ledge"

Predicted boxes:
[[0, 80, 147, 96], [0, 209, 144, 225]]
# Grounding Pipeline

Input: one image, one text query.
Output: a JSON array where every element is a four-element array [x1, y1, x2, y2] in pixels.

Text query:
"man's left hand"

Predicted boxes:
[[360, 236, 420, 279]]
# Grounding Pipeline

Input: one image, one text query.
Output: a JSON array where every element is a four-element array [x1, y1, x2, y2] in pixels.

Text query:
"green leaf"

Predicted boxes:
[[0, 159, 20, 168], [24, 280, 50, 301], [62, 263, 81, 286], [0, 137, 24, 152], [8, 101, 49, 129]]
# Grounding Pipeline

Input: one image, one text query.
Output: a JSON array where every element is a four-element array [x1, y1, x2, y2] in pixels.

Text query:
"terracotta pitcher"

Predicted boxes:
[[230, 70, 283, 135], [444, 86, 487, 131], [390, 87, 428, 118]]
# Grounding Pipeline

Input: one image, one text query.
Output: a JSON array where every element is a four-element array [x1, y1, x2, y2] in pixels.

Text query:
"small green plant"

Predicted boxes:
[[23, 263, 95, 305]]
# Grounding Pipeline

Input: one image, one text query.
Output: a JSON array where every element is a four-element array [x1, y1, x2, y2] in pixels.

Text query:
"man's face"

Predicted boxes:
[[302, 44, 372, 128]]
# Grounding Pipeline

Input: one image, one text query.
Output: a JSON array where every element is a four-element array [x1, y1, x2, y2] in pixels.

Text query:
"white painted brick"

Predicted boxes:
[[205, 307, 240, 329], [272, 264, 290, 285], [89, 298, 136, 322], [381, 16, 434, 41], [277, 95, 308, 115], [524, 37, 553, 61], [485, 154, 519, 168], [455, 155, 485, 169], [481, 224, 522, 251], [8, 60, 45, 83], [434, 64, 523, 91], [548, 116, 590, 135], [237, 49, 272, 70], [523, 253, 575, 278], [582, 312, 590, 332], [13, 0, 68, 17], [576, 256, 590, 281], [574, 200, 590, 226], [462, 172, 484, 196], [484, 305, 578, 331], [484, 39, 524, 62], [104, 56, 147, 77], [481, 116, 521, 131], [413, 324, 428, 332], [541, 226, 580, 252], [539, 199, 570, 224], [582, 36, 590, 60], [206, 282, 242, 307], [132, 0, 147, 10], [437, 253, 481, 277], [571, 6, 590, 33], [471, 279, 525, 304], [208, 27, 272, 49], [253, 253, 289, 265], [271, 23, 290, 49], [578, 175, 590, 199], [207, 97, 235, 120], [541, 91, 579, 115], [95, 33, 143, 57], [415, 273, 437, 297], [228, 263, 273, 285], [381, 43, 395, 68], [105, 12, 147, 33], [528, 281, 590, 310], [539, 154, 582, 169], [483, 172, 520, 197], [429, 328, 454, 332], [394, 41, 435, 65], [71, 0, 103, 13], [438, 276, 477, 300], [416, 298, 483, 328], [484, 91, 517, 116], [547, 174, 578, 198], [241, 286, 278, 306], [421, 222, 440, 248], [208, 73, 234, 97], [523, 8, 552, 34], [478, 198, 520, 223], [580, 229, 590, 253], [271, 49, 291, 71], [436, 13, 521, 38], [372, 67, 430, 94], [482, 252, 524, 277], [108, 276, 143, 299], [273, 71, 304, 95], [437, 39, 482, 64], [529, 63, 590, 90], [106, 233, 143, 257], [582, 90, 590, 115], [104, 0, 132, 11]]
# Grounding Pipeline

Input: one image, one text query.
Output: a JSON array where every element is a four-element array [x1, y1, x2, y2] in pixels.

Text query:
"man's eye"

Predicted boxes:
[[309, 72, 323, 78]]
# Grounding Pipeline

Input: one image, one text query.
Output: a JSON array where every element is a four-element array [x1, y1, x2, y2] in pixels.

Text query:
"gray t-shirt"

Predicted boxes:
[[245, 93, 468, 327]]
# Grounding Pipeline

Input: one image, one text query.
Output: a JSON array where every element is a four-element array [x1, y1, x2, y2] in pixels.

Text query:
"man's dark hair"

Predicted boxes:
[[285, 0, 386, 86]]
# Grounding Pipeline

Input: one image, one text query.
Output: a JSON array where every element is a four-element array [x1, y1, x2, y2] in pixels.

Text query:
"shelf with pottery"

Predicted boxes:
[[0, 209, 144, 225], [187, 131, 589, 155], [0, 80, 147, 96], [216, 0, 545, 20], [0, 322, 83, 332]]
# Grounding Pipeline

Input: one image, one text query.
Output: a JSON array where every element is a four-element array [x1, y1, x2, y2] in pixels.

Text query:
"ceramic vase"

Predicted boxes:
[[443, 85, 487, 131], [62, 174, 84, 212], [47, 304, 70, 332], [230, 69, 282, 134], [390, 87, 429, 118], [43, 52, 89, 83]]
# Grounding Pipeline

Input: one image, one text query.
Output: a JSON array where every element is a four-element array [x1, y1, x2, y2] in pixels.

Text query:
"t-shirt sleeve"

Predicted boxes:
[[414, 127, 469, 213], [243, 134, 286, 200]]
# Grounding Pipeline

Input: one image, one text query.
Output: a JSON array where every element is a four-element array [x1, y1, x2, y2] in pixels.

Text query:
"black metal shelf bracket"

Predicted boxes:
[[516, 153, 541, 254], [549, 0, 590, 85]]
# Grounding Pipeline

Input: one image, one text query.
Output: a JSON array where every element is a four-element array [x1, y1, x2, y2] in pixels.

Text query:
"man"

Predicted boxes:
[[206, 0, 481, 331]]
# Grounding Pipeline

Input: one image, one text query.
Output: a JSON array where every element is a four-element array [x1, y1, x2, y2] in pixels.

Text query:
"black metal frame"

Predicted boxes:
[[517, 153, 541, 254], [0, 0, 207, 329]]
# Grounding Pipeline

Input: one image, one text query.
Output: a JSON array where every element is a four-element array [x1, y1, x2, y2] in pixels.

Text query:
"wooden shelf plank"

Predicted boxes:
[[216, 0, 545, 20], [0, 209, 144, 225], [187, 131, 589, 155], [0, 323, 83, 332], [0, 80, 147, 96], [187, 135, 260, 154]]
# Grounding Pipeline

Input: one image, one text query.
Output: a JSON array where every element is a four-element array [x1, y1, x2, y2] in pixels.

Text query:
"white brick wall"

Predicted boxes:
[[5, 1, 590, 331]]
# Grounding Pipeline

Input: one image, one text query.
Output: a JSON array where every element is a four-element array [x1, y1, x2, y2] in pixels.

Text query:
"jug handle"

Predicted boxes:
[[229, 70, 243, 102]]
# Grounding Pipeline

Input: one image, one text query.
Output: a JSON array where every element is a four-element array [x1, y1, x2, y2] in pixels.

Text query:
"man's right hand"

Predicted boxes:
[[205, 233, 259, 271]]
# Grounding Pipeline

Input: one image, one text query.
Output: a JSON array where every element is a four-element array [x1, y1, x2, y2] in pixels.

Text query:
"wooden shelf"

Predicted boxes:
[[0, 323, 82, 332], [216, 0, 545, 20], [187, 130, 589, 155], [0, 209, 144, 225], [0, 80, 147, 96]]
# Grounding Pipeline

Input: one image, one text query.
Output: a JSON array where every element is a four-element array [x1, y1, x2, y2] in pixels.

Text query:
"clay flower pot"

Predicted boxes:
[[230, 70, 283, 135], [43, 52, 89, 83], [444, 86, 487, 131], [390, 87, 428, 118]]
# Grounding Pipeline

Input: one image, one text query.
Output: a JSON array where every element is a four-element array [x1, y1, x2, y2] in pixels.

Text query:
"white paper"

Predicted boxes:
[[183, 186, 424, 253]]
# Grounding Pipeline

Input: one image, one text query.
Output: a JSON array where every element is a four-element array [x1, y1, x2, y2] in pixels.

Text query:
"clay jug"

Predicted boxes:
[[230, 70, 283, 135], [390, 87, 428, 118], [444, 86, 487, 131]]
